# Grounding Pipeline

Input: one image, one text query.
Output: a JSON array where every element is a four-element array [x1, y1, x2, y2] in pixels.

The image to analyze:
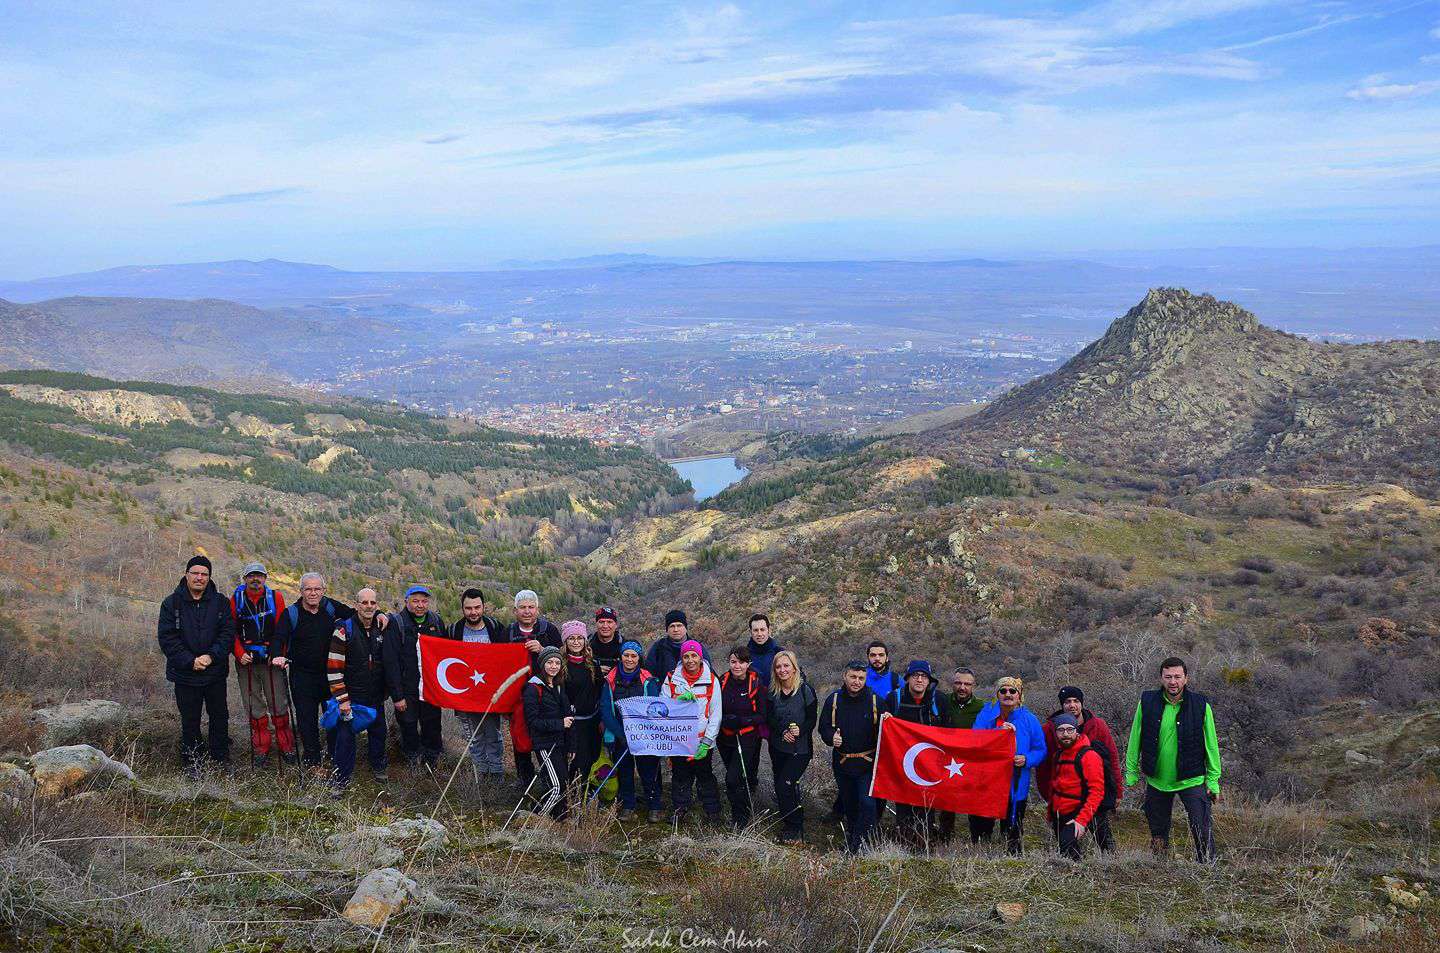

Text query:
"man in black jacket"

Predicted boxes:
[[819, 661, 887, 853], [384, 584, 447, 770], [157, 555, 234, 775], [327, 587, 399, 789], [272, 572, 372, 773], [888, 660, 949, 848], [502, 589, 562, 789]]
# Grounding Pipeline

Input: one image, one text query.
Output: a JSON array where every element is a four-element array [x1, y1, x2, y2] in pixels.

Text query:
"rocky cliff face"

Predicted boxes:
[[926, 288, 1440, 492]]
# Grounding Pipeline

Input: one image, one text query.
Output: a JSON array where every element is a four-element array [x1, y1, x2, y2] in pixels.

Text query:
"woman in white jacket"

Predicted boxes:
[[661, 639, 724, 823]]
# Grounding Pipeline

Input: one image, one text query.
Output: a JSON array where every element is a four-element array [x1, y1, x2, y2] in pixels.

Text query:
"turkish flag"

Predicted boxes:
[[870, 714, 1016, 818], [418, 636, 531, 713]]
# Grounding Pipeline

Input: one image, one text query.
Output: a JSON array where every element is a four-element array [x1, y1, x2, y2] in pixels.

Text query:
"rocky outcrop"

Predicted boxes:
[[0, 384, 200, 427], [342, 868, 447, 928], [32, 700, 128, 747], [30, 744, 136, 798]]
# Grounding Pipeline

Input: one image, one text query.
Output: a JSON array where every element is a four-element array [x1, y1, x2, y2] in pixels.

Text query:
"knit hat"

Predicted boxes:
[[186, 555, 212, 573], [1052, 713, 1079, 730], [996, 676, 1023, 696], [1058, 685, 1084, 703], [241, 561, 267, 578], [664, 609, 687, 629], [595, 605, 618, 622], [561, 619, 588, 641], [905, 660, 933, 679], [620, 640, 643, 656], [680, 639, 702, 658], [514, 589, 539, 606], [537, 646, 563, 668], [404, 584, 431, 599]]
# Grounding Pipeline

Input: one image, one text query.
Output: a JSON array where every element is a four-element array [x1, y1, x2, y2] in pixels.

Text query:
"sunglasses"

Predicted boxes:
[[997, 688, 1019, 695]]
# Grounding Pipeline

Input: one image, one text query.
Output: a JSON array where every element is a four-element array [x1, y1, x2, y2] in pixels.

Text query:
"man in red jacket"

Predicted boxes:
[[1043, 714, 1106, 860], [1036, 686, 1122, 852]]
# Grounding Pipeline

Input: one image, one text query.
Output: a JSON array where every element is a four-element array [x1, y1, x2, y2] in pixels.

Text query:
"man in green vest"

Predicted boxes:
[[937, 666, 986, 842], [1124, 656, 1221, 862]]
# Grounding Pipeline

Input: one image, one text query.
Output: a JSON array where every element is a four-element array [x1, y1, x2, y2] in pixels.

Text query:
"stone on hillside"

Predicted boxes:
[[342, 867, 425, 928], [326, 817, 449, 869], [992, 901, 1026, 923], [0, 762, 35, 802], [1380, 876, 1422, 910], [30, 745, 135, 799], [1344, 749, 1378, 766], [33, 700, 127, 747], [1346, 915, 1380, 940]]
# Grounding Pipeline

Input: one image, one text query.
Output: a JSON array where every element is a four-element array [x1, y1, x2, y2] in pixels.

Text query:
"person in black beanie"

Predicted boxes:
[[590, 606, 623, 677], [157, 555, 234, 777], [644, 609, 710, 676]]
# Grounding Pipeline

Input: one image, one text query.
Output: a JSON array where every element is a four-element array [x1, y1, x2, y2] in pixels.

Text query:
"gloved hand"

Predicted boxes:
[[677, 690, 697, 702], [695, 741, 712, 759]]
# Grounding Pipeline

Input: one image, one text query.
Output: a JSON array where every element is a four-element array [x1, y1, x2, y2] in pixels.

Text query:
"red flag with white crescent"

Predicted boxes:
[[869, 714, 1016, 818], [418, 636, 531, 713]]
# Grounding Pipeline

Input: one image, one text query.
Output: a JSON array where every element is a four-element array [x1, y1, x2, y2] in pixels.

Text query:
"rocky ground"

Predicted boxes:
[[2, 701, 1438, 952]]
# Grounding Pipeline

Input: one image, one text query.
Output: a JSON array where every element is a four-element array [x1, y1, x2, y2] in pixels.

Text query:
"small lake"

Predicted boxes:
[[669, 455, 750, 501]]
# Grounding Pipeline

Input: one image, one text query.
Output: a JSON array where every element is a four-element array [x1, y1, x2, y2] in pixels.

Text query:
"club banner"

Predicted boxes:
[[418, 635, 531, 713], [869, 714, 1016, 818], [617, 696, 704, 757]]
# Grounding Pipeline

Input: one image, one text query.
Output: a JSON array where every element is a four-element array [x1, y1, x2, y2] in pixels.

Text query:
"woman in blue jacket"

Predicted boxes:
[[599, 641, 663, 821], [972, 675, 1047, 854]]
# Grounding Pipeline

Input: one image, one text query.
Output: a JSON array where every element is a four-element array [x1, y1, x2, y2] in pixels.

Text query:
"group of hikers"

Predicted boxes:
[[158, 555, 1222, 861]]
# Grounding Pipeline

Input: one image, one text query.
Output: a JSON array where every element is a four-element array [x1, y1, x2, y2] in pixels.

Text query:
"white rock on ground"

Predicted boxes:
[[30, 744, 136, 799], [342, 868, 421, 928], [33, 700, 127, 746], [0, 762, 35, 801], [326, 817, 449, 869]]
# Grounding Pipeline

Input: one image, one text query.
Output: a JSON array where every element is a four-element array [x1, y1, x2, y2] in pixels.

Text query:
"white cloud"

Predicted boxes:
[[1347, 77, 1440, 101]]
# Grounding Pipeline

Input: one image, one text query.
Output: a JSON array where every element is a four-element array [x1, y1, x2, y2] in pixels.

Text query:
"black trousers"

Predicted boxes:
[[771, 748, 811, 836], [671, 751, 722, 816], [532, 744, 569, 820], [174, 681, 229, 765], [1144, 784, 1215, 862], [1093, 807, 1116, 852], [396, 698, 443, 764], [970, 797, 1028, 855], [836, 770, 877, 853], [288, 667, 330, 767], [719, 733, 762, 825], [1052, 811, 1086, 860], [569, 717, 601, 791]]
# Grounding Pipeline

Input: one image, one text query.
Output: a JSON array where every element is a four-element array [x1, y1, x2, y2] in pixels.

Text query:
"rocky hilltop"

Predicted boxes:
[[924, 288, 1440, 493]]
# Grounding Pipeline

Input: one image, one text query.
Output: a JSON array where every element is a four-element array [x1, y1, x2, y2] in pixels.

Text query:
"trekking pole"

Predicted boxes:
[[737, 735, 755, 827], [244, 665, 255, 770], [501, 773, 541, 833]]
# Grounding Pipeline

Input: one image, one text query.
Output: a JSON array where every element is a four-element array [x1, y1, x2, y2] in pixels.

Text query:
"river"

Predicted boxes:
[[669, 455, 750, 501]]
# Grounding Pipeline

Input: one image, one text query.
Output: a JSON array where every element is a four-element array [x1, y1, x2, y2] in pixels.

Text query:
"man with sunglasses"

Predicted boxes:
[[972, 676, 1047, 854]]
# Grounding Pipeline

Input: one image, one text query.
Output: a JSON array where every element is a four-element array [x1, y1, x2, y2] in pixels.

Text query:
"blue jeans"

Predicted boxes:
[[836, 771, 877, 853], [331, 716, 387, 784], [457, 712, 505, 774], [610, 742, 662, 810]]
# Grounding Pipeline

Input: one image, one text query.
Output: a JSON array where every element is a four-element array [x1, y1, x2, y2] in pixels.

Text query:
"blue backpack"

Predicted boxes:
[[232, 585, 277, 656], [284, 599, 335, 632]]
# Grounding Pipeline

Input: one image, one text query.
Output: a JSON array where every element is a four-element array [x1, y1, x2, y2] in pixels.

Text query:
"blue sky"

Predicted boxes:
[[2, 0, 1439, 276]]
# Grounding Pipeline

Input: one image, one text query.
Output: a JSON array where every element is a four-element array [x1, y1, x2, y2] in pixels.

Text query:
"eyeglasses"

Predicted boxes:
[[997, 688, 1019, 695]]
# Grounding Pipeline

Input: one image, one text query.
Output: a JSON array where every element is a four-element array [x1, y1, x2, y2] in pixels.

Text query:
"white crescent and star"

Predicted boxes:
[[901, 742, 967, 786], [435, 658, 484, 694]]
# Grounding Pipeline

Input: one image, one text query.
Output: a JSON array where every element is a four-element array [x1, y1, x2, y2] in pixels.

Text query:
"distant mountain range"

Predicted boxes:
[[3, 252, 1437, 339], [923, 288, 1440, 493]]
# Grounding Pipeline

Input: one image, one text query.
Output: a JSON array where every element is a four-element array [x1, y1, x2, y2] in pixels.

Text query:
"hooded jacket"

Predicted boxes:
[[158, 578, 234, 686], [888, 682, 950, 726], [661, 659, 723, 750], [719, 668, 767, 739], [522, 675, 570, 752], [1037, 709, 1124, 808], [1043, 735, 1106, 827], [974, 700, 1047, 801], [746, 637, 783, 687]]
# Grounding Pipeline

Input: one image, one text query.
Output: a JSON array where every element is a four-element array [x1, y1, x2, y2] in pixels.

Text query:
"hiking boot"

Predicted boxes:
[[372, 768, 390, 783], [254, 753, 269, 770], [616, 807, 636, 822], [281, 751, 298, 766], [1151, 836, 1169, 856], [648, 808, 666, 823]]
